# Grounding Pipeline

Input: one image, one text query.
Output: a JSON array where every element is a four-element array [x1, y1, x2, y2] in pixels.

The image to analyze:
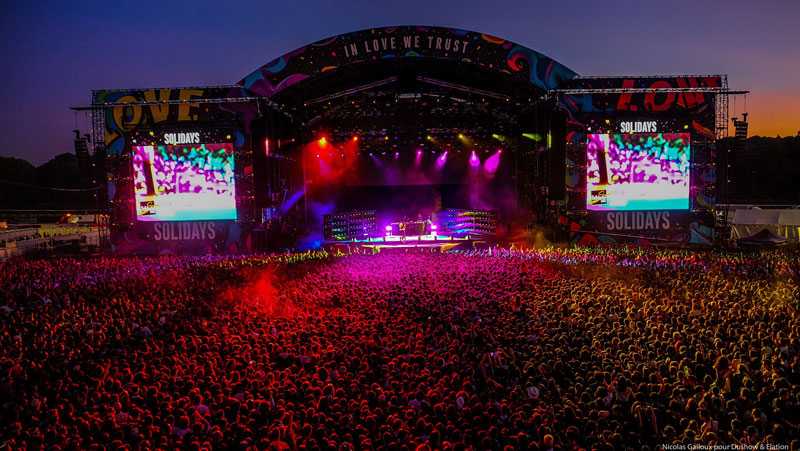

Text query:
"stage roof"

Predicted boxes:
[[237, 26, 578, 106]]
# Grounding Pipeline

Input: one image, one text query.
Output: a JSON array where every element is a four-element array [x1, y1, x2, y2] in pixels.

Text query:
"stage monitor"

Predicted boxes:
[[132, 143, 237, 221], [586, 133, 690, 211]]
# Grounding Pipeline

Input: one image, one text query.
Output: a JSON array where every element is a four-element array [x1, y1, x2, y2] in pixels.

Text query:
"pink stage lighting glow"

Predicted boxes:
[[431, 224, 438, 231], [484, 149, 501, 174], [469, 151, 480, 168], [435, 151, 448, 170], [385, 225, 392, 232], [415, 148, 423, 166]]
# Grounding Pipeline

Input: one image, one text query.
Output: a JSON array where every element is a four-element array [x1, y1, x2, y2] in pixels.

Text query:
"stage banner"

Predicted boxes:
[[111, 221, 252, 255], [559, 75, 721, 118], [93, 86, 253, 157], [238, 25, 577, 98], [594, 211, 686, 233], [560, 211, 716, 246]]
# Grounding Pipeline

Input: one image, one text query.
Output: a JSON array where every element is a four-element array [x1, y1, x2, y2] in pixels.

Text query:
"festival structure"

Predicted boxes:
[[78, 26, 736, 254]]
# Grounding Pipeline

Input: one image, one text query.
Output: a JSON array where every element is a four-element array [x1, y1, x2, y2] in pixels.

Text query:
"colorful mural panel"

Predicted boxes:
[[238, 26, 578, 98]]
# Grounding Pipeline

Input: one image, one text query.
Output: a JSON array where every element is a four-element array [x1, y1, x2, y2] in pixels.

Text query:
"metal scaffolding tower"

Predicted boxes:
[[715, 75, 729, 139], [89, 96, 106, 155]]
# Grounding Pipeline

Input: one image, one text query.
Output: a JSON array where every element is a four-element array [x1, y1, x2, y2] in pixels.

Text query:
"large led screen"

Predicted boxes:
[[132, 143, 236, 221], [586, 133, 690, 211]]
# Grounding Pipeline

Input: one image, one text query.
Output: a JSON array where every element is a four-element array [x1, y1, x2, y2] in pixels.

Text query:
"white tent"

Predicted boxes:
[[729, 208, 800, 242]]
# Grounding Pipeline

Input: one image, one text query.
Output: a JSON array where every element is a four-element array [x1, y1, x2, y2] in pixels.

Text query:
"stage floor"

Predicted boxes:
[[326, 233, 475, 251]]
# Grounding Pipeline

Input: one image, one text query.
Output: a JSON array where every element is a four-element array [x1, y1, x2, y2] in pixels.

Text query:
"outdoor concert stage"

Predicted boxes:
[[326, 233, 475, 252], [79, 25, 735, 254]]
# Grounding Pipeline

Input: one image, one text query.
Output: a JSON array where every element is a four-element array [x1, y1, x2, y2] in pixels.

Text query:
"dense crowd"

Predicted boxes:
[[1, 247, 799, 450]]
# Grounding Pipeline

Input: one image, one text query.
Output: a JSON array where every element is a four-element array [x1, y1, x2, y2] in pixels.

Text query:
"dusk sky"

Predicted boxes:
[[1, 0, 798, 164]]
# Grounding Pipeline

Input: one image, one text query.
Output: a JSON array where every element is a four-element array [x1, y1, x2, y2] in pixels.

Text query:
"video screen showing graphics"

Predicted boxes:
[[132, 143, 237, 221], [586, 133, 690, 211]]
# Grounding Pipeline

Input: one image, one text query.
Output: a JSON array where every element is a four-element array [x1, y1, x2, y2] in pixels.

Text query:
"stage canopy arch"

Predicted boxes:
[[236, 25, 578, 111]]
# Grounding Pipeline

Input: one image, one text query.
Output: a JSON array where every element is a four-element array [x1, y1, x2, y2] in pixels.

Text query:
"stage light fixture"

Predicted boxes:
[[318, 136, 327, 146], [491, 133, 506, 142], [385, 225, 392, 232], [352, 135, 359, 141], [522, 133, 542, 142], [426, 135, 433, 141], [469, 150, 480, 168], [431, 224, 438, 231], [458, 133, 465, 139]]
